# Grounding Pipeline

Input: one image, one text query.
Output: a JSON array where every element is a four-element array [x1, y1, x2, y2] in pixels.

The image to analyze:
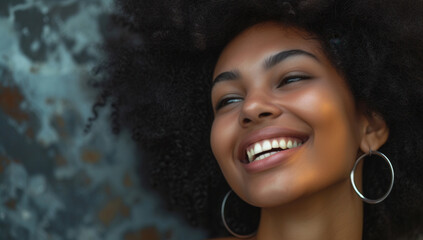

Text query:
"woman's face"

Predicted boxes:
[[210, 22, 366, 207]]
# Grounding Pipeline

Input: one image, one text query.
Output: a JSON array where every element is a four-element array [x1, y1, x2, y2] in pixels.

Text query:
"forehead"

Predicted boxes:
[[213, 22, 322, 76]]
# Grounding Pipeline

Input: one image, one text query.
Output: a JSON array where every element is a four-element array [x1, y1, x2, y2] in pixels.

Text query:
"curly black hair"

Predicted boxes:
[[91, 0, 423, 239]]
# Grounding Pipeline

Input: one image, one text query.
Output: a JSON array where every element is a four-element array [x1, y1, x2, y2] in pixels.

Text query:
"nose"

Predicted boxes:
[[239, 91, 282, 126]]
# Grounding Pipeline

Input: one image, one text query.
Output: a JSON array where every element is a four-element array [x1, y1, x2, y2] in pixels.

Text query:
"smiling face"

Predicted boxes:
[[210, 22, 366, 207]]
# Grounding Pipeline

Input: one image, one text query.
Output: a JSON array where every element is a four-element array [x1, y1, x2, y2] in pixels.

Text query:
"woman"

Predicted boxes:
[[92, 0, 423, 239]]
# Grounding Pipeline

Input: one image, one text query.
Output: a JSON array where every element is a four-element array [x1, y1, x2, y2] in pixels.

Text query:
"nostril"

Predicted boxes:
[[243, 118, 252, 124], [258, 112, 272, 118], [242, 112, 273, 125]]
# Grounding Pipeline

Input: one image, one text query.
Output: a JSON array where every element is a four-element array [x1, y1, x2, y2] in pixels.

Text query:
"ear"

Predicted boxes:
[[359, 112, 389, 153]]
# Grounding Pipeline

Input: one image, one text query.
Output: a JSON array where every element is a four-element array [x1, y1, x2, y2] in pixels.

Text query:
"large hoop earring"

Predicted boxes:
[[350, 150, 394, 204], [221, 190, 256, 239]]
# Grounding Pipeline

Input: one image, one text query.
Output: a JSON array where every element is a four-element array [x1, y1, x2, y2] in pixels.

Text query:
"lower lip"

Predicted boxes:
[[242, 146, 302, 173]]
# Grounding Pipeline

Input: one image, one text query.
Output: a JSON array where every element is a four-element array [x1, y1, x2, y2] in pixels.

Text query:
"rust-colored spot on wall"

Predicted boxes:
[[98, 199, 120, 226], [45, 98, 55, 105], [55, 154, 68, 166], [25, 127, 35, 139], [123, 172, 133, 187], [98, 198, 130, 226], [30, 65, 40, 73], [0, 85, 29, 123], [121, 204, 130, 217], [124, 226, 161, 240], [55, 115, 65, 128], [51, 114, 68, 138], [81, 150, 101, 164], [4, 199, 17, 210], [0, 155, 11, 173]]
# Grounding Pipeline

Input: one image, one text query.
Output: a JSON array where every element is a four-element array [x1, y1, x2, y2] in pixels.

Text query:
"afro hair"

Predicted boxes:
[[91, 0, 423, 238]]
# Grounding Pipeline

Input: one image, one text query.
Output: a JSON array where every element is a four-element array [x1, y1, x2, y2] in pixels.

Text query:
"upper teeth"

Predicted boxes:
[[246, 138, 302, 163]]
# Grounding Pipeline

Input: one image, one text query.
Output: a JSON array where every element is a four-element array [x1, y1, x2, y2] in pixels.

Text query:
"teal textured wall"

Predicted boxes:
[[0, 1, 204, 239]]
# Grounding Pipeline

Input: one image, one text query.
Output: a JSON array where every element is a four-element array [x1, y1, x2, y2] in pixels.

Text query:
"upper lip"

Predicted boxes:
[[237, 126, 309, 163]]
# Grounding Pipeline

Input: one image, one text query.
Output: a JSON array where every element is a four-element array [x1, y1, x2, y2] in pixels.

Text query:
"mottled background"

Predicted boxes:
[[0, 0, 204, 239]]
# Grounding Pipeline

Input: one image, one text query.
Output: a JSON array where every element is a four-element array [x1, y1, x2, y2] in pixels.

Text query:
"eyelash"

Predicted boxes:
[[277, 75, 311, 87], [215, 74, 311, 111], [216, 97, 243, 110]]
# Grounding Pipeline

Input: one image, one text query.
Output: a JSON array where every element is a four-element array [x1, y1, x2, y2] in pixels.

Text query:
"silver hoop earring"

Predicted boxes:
[[221, 190, 256, 239], [350, 150, 394, 204]]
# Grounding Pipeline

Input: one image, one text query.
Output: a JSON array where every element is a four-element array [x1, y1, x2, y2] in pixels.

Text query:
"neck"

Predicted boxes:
[[255, 179, 363, 240]]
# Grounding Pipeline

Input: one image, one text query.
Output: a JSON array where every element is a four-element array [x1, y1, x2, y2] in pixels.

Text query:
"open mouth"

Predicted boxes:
[[243, 137, 307, 163]]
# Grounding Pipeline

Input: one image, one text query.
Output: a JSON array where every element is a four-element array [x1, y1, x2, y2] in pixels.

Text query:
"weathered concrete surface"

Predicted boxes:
[[0, 1, 204, 239]]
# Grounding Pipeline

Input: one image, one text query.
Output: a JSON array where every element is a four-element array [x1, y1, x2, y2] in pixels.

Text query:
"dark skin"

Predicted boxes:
[[210, 22, 389, 240]]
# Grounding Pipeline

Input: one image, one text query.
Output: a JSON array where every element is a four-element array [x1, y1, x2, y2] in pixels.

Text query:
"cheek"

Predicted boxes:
[[279, 85, 359, 173], [210, 114, 239, 170], [211, 112, 252, 195], [292, 80, 360, 145], [298, 85, 361, 180]]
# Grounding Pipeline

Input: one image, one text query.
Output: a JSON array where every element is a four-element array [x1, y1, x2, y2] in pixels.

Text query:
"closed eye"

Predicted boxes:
[[277, 74, 311, 88], [216, 97, 243, 111]]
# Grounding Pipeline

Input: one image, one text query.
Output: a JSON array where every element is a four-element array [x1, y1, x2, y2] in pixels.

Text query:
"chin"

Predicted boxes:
[[238, 176, 305, 207], [237, 170, 348, 208], [247, 189, 304, 208]]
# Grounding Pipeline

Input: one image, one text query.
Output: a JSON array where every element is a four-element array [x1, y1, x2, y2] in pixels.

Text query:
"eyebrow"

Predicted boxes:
[[212, 70, 240, 88], [211, 49, 319, 88], [264, 49, 319, 69]]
